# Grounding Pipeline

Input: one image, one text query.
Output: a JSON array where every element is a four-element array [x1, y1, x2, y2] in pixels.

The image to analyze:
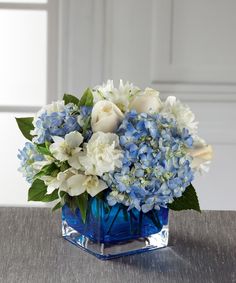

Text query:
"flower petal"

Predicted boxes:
[[66, 174, 87, 196], [65, 131, 83, 148], [86, 177, 108, 197]]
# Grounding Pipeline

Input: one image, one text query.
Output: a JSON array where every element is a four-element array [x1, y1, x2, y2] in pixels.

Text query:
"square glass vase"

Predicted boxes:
[[62, 197, 169, 260]]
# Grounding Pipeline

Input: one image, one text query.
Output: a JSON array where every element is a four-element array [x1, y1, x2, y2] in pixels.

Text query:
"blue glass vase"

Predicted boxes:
[[62, 197, 169, 259]]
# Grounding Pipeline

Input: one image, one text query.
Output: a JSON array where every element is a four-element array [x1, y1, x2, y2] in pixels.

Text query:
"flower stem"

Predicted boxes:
[[107, 206, 121, 234], [146, 210, 162, 231], [151, 210, 162, 230], [138, 211, 143, 234]]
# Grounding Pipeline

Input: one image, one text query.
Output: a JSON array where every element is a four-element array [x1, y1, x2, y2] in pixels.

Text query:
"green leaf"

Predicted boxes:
[[52, 201, 62, 212], [168, 184, 201, 212], [60, 162, 70, 172], [145, 210, 162, 230], [95, 191, 105, 201], [74, 193, 88, 223], [63, 93, 80, 106], [28, 179, 47, 201], [15, 117, 34, 141], [45, 141, 51, 150], [78, 88, 93, 107], [36, 144, 52, 156], [122, 207, 128, 221], [41, 189, 59, 202], [62, 193, 89, 222], [33, 163, 59, 180], [82, 116, 91, 136], [59, 191, 67, 205]]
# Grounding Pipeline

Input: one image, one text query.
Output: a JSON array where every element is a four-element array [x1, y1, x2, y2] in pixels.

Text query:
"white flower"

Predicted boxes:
[[79, 132, 123, 176], [129, 88, 162, 114], [56, 169, 107, 197], [39, 167, 76, 194], [57, 168, 81, 196], [160, 96, 198, 135], [40, 175, 61, 194], [40, 101, 65, 115], [49, 131, 83, 169], [187, 137, 213, 173], [32, 159, 51, 172], [91, 100, 124, 133], [92, 80, 140, 112], [92, 80, 115, 102]]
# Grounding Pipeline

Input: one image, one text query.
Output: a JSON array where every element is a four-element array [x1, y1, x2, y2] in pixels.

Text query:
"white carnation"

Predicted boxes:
[[160, 96, 198, 135], [79, 132, 123, 176]]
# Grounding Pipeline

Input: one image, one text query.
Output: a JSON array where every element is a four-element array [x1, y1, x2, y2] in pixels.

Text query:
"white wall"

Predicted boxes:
[[59, 0, 236, 210], [2, 0, 235, 209]]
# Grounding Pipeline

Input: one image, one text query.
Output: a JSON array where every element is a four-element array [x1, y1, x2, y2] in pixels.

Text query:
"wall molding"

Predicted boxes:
[[150, 0, 236, 95]]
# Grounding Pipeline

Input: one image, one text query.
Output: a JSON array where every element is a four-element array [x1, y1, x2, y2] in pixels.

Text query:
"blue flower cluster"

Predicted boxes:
[[32, 103, 80, 144], [17, 142, 45, 183], [77, 106, 93, 141], [104, 111, 194, 213]]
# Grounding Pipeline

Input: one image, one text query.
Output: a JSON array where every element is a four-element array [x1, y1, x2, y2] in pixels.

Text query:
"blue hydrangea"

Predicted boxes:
[[17, 142, 45, 183], [32, 103, 81, 144], [77, 106, 93, 141], [104, 110, 194, 213]]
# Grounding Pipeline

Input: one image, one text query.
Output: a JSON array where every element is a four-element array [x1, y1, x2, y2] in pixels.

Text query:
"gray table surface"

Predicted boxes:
[[0, 208, 235, 283]]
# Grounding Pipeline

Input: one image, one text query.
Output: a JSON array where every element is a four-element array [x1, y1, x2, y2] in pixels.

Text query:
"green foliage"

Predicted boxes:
[[59, 162, 70, 172], [28, 179, 59, 203], [168, 184, 201, 212], [15, 117, 34, 141], [63, 93, 80, 106], [75, 193, 88, 223], [28, 179, 47, 201], [52, 201, 62, 212], [63, 192, 89, 223], [33, 163, 59, 180], [36, 144, 52, 156], [41, 189, 59, 202], [82, 116, 92, 136], [78, 88, 93, 107]]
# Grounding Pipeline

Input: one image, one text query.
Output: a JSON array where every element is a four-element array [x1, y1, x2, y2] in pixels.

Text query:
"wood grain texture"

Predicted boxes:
[[0, 208, 235, 283]]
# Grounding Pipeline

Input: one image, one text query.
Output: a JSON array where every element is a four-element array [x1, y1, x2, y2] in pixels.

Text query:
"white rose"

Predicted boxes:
[[79, 132, 123, 176], [129, 88, 162, 114], [187, 138, 213, 173], [91, 100, 124, 133]]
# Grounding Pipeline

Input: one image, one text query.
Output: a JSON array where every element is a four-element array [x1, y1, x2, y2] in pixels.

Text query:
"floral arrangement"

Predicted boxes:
[[16, 80, 213, 220]]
